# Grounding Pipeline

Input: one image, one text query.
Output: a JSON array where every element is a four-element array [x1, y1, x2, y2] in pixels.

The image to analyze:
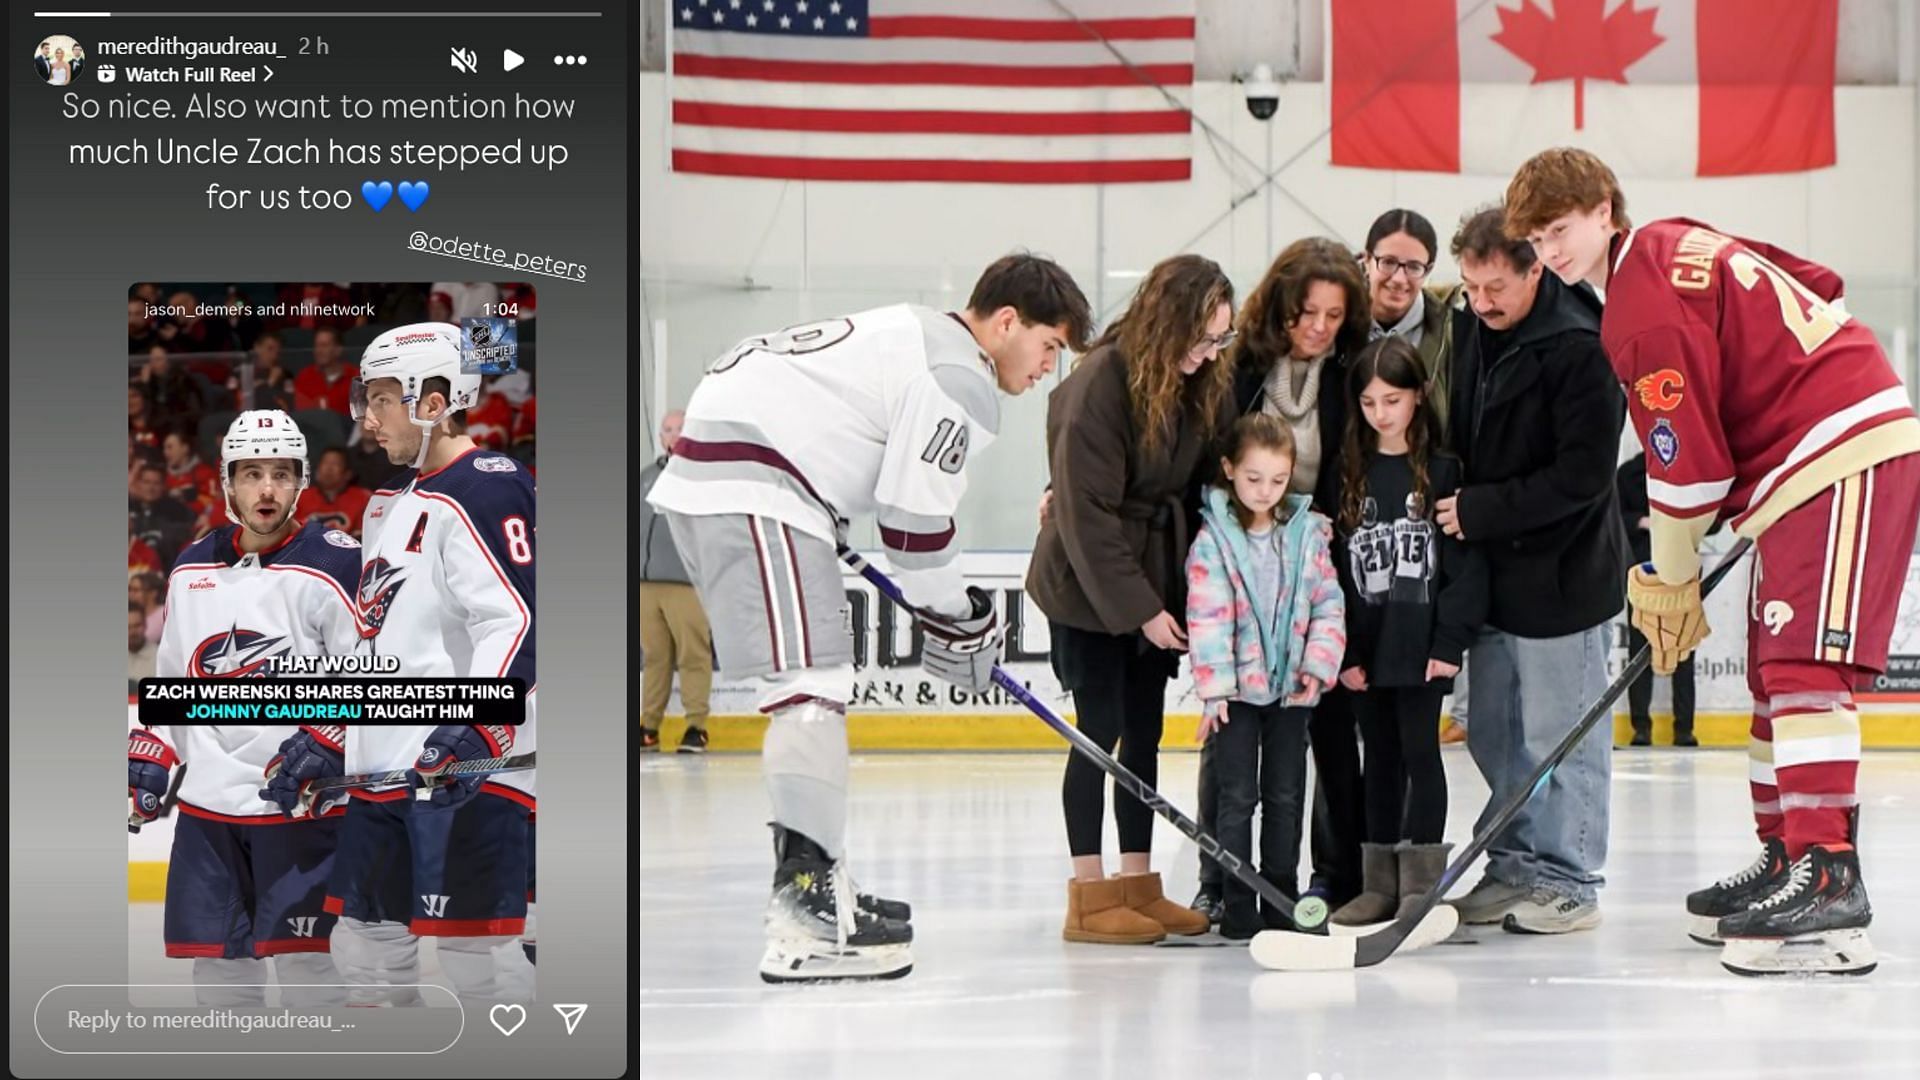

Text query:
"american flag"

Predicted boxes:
[[669, 0, 1195, 183]]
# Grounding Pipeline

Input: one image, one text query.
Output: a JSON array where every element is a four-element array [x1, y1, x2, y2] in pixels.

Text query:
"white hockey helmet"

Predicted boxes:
[[352, 322, 480, 422], [220, 409, 309, 529]]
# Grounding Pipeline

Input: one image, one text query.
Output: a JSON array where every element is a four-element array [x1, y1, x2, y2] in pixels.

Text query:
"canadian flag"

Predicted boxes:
[[1330, 0, 1836, 176]]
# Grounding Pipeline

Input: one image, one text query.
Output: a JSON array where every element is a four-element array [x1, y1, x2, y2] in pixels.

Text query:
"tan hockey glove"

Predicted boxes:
[[1627, 564, 1708, 675]]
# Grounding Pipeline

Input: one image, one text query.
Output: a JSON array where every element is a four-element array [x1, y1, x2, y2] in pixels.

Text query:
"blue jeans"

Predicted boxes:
[[1464, 624, 1612, 903]]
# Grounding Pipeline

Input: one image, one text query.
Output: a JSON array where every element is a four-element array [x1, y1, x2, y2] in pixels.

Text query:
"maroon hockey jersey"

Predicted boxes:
[[1602, 218, 1920, 583]]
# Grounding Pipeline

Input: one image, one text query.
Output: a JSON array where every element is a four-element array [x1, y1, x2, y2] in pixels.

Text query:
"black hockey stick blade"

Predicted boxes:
[[1250, 539, 1753, 971], [304, 750, 536, 795]]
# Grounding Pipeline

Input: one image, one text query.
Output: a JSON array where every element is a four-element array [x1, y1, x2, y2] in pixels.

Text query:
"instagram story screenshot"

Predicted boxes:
[[9, 3, 631, 1077]]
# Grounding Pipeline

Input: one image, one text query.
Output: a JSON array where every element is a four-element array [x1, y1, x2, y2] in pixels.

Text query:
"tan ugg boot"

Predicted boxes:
[[1119, 872, 1211, 936], [1331, 842, 1400, 926], [1063, 877, 1165, 944]]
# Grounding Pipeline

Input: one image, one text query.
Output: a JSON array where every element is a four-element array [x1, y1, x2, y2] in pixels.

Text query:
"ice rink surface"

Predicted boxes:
[[641, 747, 1920, 1080]]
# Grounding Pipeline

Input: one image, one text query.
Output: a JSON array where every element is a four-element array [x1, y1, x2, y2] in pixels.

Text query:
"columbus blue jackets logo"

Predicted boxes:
[[1649, 418, 1681, 469], [357, 557, 408, 635], [189, 626, 291, 678]]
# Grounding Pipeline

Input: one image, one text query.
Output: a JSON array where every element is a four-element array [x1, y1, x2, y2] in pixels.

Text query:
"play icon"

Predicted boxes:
[[504, 48, 525, 72], [552, 1003, 589, 1035]]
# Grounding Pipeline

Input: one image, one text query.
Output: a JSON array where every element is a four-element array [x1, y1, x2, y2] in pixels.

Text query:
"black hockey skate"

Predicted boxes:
[[770, 823, 912, 921], [761, 827, 912, 984], [1718, 844, 1874, 977], [1684, 836, 1789, 946]]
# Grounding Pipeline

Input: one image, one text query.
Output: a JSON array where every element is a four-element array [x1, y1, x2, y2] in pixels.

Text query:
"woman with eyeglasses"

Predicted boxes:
[[1028, 254, 1237, 945], [1188, 237, 1373, 924], [1362, 209, 1466, 442]]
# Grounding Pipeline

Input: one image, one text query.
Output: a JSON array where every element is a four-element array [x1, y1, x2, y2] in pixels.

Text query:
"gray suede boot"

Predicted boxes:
[[1331, 842, 1400, 926], [1394, 842, 1455, 921]]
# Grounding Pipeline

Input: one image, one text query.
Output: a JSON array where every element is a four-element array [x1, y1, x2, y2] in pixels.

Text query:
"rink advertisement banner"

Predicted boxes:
[[135, 678, 529, 727], [674, 545, 1920, 720], [669, 0, 1197, 184], [1328, 0, 1838, 176]]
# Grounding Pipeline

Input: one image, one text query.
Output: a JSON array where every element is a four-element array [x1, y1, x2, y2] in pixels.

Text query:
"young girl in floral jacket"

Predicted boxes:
[[1186, 413, 1346, 938]]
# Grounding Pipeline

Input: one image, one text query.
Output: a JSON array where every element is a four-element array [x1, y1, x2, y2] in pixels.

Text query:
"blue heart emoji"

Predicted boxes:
[[361, 180, 393, 212], [398, 181, 430, 212]]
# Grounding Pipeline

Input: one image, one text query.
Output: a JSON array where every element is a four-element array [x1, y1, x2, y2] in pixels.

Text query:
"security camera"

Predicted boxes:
[[1240, 63, 1280, 121]]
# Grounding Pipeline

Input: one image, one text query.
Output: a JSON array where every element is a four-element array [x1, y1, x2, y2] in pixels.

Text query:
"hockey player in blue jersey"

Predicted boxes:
[[314, 322, 536, 1005], [132, 410, 364, 1006]]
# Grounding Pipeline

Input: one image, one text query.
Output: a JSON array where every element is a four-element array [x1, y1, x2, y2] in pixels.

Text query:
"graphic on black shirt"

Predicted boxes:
[[1347, 489, 1436, 606]]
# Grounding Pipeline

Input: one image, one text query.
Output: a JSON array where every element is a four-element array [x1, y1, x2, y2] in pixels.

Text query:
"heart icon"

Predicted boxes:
[[361, 180, 393, 212], [489, 1002, 526, 1037], [398, 181, 431, 212]]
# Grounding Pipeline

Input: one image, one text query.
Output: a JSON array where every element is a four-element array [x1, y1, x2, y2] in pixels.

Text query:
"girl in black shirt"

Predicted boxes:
[[1329, 338, 1488, 926]]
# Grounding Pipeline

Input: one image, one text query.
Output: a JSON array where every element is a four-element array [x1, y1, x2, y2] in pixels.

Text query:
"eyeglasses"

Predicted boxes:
[[1189, 329, 1237, 357], [1369, 254, 1431, 281]]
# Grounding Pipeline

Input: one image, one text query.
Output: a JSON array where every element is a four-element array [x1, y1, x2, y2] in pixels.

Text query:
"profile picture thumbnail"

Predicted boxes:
[[34, 35, 87, 86]]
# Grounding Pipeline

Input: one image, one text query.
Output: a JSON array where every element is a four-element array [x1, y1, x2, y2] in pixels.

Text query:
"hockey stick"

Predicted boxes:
[[126, 752, 536, 832], [841, 548, 1458, 956], [1253, 539, 1754, 971]]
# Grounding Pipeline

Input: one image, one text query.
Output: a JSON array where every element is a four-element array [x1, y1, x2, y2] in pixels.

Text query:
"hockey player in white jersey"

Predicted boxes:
[[648, 253, 1092, 982], [324, 322, 536, 1005], [130, 410, 364, 1006]]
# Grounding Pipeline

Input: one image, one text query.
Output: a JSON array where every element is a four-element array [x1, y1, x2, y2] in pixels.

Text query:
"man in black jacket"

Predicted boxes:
[[1435, 205, 1628, 935]]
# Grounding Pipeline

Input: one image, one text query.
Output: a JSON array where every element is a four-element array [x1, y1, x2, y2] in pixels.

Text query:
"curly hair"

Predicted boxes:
[[1337, 337, 1441, 535], [1231, 237, 1371, 381], [1088, 254, 1236, 456]]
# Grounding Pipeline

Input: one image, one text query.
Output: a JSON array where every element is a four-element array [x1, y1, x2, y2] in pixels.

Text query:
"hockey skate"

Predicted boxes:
[[760, 828, 913, 984], [1683, 836, 1790, 946], [769, 823, 912, 922], [1718, 844, 1874, 977]]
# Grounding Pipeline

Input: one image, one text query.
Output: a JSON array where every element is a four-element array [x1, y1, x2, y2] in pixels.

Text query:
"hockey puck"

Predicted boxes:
[[1295, 896, 1329, 930]]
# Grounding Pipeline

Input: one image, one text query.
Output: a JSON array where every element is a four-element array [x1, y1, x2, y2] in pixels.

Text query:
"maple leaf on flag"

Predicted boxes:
[[1492, 0, 1665, 130]]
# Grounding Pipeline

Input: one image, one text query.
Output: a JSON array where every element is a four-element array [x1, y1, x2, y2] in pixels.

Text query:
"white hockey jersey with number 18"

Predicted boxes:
[[355, 447, 535, 801], [645, 303, 1001, 618], [149, 520, 366, 820]]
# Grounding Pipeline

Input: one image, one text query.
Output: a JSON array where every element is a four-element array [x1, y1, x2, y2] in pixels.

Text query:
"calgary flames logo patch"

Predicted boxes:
[[1634, 369, 1684, 412]]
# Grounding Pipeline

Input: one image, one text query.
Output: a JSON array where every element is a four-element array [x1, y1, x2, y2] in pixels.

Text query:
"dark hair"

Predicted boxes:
[[420, 376, 469, 432], [1088, 254, 1236, 457], [1219, 412, 1298, 532], [313, 326, 342, 345], [130, 599, 145, 615], [255, 329, 283, 346], [1338, 337, 1442, 534], [1233, 237, 1370, 375], [966, 252, 1093, 354], [1365, 209, 1438, 263], [134, 462, 164, 479], [318, 446, 352, 468], [1451, 204, 1538, 274]]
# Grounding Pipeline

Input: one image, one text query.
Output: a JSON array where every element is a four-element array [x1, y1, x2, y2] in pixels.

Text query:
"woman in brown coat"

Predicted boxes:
[[1027, 254, 1237, 944]]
